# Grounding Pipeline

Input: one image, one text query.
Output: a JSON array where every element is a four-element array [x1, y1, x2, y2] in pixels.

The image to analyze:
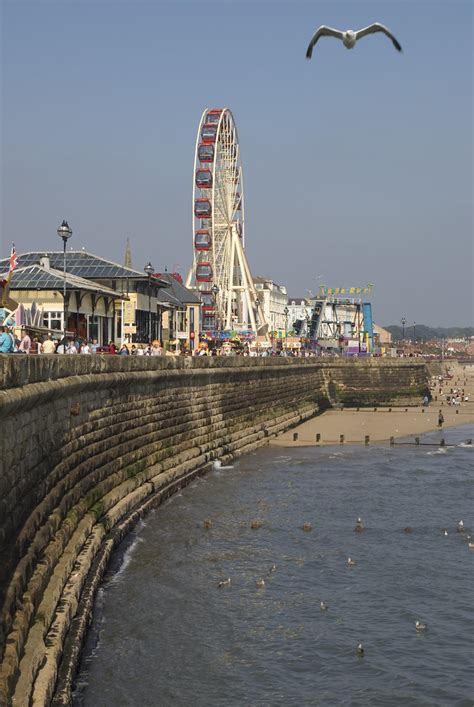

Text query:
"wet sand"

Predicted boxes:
[[272, 363, 474, 446]]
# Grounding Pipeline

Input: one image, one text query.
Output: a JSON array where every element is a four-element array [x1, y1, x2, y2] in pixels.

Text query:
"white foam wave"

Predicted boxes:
[[109, 536, 144, 584]]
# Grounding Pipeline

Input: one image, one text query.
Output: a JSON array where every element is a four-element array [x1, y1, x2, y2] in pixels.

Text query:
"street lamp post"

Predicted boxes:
[[401, 317, 406, 342], [413, 321, 416, 344], [284, 306, 289, 337], [254, 297, 260, 353], [57, 220, 72, 345], [144, 262, 154, 343]]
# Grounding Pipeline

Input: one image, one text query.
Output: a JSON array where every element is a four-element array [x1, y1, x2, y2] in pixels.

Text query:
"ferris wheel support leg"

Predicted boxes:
[[225, 235, 237, 329], [185, 266, 193, 288], [234, 233, 257, 332], [240, 240, 266, 334]]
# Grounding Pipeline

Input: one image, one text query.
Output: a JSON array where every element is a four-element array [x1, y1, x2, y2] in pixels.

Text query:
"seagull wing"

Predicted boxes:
[[306, 26, 345, 59], [355, 23, 402, 51]]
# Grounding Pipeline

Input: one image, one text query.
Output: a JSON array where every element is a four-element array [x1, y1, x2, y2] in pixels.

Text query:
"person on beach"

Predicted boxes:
[[438, 411, 444, 428]]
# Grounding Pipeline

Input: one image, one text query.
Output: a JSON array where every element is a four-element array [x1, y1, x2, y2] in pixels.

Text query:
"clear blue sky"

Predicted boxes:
[[1, 0, 472, 326]]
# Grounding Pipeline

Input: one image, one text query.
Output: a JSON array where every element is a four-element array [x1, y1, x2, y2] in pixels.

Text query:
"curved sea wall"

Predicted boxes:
[[0, 356, 428, 705]]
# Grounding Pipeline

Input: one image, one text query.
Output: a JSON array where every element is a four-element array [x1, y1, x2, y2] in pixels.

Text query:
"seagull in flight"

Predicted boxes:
[[306, 23, 402, 58]]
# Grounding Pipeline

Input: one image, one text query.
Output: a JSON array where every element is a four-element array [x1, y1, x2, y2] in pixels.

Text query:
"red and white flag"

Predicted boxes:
[[9, 244, 18, 272]]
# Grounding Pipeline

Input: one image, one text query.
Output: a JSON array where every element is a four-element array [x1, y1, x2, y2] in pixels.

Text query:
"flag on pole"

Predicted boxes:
[[9, 244, 18, 272], [1, 243, 18, 306]]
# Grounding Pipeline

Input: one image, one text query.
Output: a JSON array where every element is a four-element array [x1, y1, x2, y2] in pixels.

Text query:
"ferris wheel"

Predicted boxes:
[[186, 108, 267, 335]]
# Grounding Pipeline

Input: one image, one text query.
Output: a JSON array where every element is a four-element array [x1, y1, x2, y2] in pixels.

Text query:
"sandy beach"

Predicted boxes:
[[272, 363, 474, 446]]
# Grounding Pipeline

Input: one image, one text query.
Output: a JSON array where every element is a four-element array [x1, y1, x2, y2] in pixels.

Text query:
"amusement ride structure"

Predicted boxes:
[[186, 108, 267, 337]]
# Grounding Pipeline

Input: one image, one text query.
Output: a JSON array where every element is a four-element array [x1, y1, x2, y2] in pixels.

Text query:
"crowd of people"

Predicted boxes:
[[0, 325, 323, 357], [0, 326, 170, 356], [0, 325, 351, 358]]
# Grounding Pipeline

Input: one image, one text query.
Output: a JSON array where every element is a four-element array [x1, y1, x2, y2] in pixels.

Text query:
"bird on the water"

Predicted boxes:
[[457, 520, 465, 533], [269, 564, 277, 573], [347, 557, 356, 566], [355, 517, 364, 532], [415, 620, 427, 631], [320, 601, 328, 611], [357, 642, 365, 656], [306, 22, 402, 59], [256, 578, 266, 588], [218, 578, 231, 588], [443, 529, 448, 536]]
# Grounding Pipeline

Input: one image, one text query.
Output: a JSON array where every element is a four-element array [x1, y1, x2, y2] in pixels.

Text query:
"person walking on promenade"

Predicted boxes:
[[119, 343, 129, 355], [108, 341, 117, 355], [0, 325, 15, 353], [66, 341, 77, 354], [56, 337, 67, 354], [18, 329, 31, 354], [438, 410, 444, 428], [151, 340, 163, 356], [80, 341, 91, 354], [40, 334, 57, 354]]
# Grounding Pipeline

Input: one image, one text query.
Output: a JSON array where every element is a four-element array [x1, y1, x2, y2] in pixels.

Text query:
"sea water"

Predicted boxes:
[[73, 425, 473, 706]]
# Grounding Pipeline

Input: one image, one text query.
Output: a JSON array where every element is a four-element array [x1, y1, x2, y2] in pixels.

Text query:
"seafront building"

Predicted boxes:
[[373, 324, 392, 347], [254, 276, 288, 333], [287, 297, 313, 331], [0, 250, 170, 345], [154, 272, 201, 352]]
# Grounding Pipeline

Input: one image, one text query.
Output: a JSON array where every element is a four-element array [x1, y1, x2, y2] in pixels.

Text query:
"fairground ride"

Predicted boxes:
[[306, 285, 375, 351], [186, 108, 267, 337]]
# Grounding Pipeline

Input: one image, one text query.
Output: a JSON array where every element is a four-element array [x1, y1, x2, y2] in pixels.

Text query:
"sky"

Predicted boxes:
[[1, 0, 472, 327]]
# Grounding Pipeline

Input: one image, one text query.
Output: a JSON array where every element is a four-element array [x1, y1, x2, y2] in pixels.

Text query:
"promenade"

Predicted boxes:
[[273, 364, 474, 446]]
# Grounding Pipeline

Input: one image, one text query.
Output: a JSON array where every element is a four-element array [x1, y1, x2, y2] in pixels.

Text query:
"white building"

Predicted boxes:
[[287, 297, 312, 331], [254, 276, 288, 332]]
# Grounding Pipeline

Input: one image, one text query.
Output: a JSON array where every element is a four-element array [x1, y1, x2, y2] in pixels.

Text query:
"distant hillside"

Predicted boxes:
[[385, 325, 474, 341]]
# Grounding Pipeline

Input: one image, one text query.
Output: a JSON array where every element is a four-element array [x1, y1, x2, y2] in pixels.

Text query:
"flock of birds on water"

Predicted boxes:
[[203, 515, 472, 657]]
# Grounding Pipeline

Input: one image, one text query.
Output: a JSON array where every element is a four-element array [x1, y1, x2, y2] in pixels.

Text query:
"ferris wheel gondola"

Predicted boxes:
[[186, 108, 266, 335]]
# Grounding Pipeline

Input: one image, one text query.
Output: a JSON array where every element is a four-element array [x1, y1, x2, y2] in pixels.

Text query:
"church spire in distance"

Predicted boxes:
[[124, 237, 132, 269]]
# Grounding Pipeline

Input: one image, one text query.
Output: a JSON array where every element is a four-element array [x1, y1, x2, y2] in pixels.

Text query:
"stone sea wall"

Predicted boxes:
[[0, 356, 428, 705]]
